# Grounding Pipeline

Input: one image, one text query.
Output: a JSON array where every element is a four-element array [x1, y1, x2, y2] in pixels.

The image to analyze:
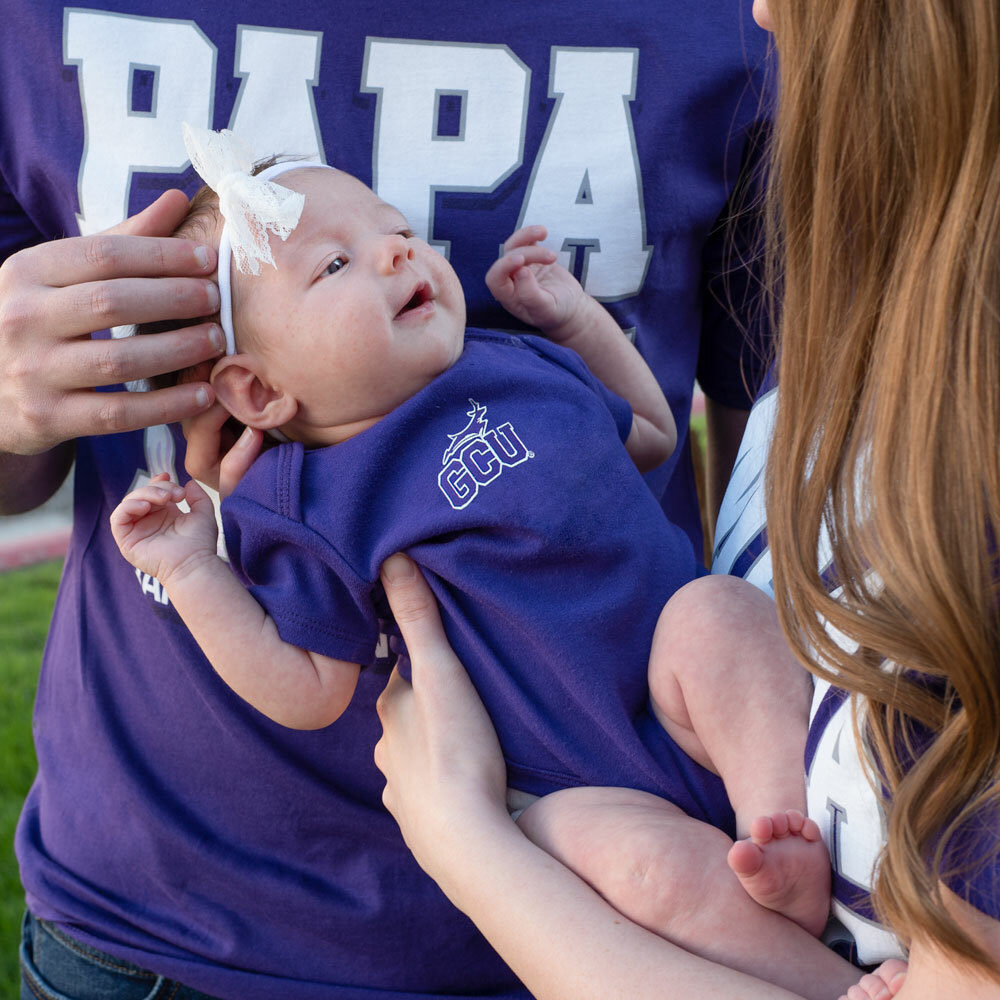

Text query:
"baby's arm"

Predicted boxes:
[[486, 226, 676, 472], [111, 474, 360, 729]]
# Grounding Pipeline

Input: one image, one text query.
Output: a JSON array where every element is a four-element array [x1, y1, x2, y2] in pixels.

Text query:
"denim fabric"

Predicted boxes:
[[20, 913, 220, 1000]]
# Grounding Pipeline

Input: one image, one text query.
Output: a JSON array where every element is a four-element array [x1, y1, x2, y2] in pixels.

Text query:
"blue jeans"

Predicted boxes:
[[20, 912, 221, 1000]]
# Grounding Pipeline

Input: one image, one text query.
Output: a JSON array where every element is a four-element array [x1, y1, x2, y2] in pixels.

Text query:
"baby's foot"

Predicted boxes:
[[837, 959, 908, 1000], [727, 809, 831, 937]]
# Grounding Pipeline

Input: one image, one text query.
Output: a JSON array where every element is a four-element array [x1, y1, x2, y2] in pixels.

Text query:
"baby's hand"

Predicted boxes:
[[837, 959, 908, 1000], [485, 225, 587, 341], [110, 473, 219, 585]]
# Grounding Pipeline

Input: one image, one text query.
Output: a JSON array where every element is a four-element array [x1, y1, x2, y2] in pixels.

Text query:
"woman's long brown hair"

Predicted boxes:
[[764, 0, 1000, 972]]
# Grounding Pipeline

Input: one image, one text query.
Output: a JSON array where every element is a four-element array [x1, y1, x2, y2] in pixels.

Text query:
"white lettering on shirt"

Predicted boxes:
[[518, 48, 650, 300], [64, 9, 215, 235], [135, 567, 171, 606], [362, 39, 530, 257], [438, 399, 532, 510], [228, 26, 325, 162]]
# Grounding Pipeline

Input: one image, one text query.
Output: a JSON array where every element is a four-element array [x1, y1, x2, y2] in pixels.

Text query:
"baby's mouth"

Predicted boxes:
[[396, 282, 432, 317]]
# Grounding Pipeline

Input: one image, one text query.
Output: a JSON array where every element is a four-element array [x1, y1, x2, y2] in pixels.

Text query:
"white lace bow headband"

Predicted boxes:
[[181, 122, 335, 355]]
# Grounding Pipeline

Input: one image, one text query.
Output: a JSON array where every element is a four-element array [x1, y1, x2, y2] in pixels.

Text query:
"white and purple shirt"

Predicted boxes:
[[714, 384, 1000, 965]]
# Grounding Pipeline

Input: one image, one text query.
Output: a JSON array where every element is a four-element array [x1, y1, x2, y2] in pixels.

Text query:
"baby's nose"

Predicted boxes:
[[378, 234, 415, 273]]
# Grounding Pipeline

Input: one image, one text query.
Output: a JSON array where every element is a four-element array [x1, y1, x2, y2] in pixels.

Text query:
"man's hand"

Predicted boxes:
[[0, 189, 225, 456]]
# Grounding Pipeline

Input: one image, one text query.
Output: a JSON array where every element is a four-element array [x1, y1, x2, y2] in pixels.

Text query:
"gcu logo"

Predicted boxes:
[[438, 399, 533, 510]]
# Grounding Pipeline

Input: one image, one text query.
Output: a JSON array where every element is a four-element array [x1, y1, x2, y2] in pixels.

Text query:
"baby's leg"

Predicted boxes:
[[648, 574, 812, 830], [648, 574, 830, 935], [516, 786, 861, 1000]]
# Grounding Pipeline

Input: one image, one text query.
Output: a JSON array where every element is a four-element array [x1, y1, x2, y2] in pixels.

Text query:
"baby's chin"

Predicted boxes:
[[412, 321, 465, 384], [441, 318, 467, 367], [446, 330, 466, 368]]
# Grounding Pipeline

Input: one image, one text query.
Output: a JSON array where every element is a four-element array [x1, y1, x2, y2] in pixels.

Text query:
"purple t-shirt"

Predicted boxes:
[[5, 3, 771, 996], [225, 331, 731, 804]]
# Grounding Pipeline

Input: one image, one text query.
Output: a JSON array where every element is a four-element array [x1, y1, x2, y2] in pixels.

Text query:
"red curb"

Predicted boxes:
[[0, 526, 71, 572]]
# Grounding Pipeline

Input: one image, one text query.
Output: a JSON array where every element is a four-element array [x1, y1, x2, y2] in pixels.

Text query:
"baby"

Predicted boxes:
[[110, 127, 865, 993]]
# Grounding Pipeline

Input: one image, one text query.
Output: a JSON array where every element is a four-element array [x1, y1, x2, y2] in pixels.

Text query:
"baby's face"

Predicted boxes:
[[237, 167, 466, 444]]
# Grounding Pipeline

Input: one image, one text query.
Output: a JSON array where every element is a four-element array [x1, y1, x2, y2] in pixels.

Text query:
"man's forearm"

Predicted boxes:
[[0, 441, 74, 515]]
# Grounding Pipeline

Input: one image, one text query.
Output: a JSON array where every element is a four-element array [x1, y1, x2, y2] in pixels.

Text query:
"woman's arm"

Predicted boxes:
[[0, 446, 74, 515], [374, 554, 809, 1000], [413, 803, 807, 1000]]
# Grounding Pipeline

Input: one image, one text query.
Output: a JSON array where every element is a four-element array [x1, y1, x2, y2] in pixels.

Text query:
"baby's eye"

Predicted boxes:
[[323, 254, 348, 277], [397, 228, 414, 239]]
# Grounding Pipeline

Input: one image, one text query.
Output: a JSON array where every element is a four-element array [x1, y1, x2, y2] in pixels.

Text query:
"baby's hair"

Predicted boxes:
[[138, 153, 298, 390]]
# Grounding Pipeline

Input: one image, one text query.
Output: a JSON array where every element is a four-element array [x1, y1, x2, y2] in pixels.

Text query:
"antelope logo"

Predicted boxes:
[[437, 399, 533, 510]]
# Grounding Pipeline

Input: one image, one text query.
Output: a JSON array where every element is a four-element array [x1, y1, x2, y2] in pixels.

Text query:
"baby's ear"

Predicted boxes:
[[210, 355, 297, 431]]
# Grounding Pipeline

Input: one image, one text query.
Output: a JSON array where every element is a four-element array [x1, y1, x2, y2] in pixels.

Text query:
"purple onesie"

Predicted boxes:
[[225, 330, 731, 808]]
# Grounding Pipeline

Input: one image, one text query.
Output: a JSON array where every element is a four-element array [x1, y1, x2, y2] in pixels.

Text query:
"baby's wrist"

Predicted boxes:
[[541, 292, 598, 346], [158, 547, 224, 594]]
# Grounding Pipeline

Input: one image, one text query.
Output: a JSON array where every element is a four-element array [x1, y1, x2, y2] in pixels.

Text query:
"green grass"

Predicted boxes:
[[689, 411, 706, 453], [0, 559, 61, 997]]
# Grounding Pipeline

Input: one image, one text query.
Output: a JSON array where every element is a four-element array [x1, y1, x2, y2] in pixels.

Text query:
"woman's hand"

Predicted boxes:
[[374, 554, 509, 890], [0, 189, 223, 457], [374, 552, 818, 1000]]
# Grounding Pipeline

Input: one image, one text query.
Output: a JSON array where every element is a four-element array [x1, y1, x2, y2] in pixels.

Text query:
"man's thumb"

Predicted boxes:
[[108, 189, 191, 238]]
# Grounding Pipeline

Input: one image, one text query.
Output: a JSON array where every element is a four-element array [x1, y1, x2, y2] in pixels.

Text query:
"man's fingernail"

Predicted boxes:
[[194, 245, 211, 269], [208, 324, 225, 353], [237, 426, 255, 447], [195, 387, 210, 408], [206, 282, 221, 310], [382, 554, 415, 583]]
